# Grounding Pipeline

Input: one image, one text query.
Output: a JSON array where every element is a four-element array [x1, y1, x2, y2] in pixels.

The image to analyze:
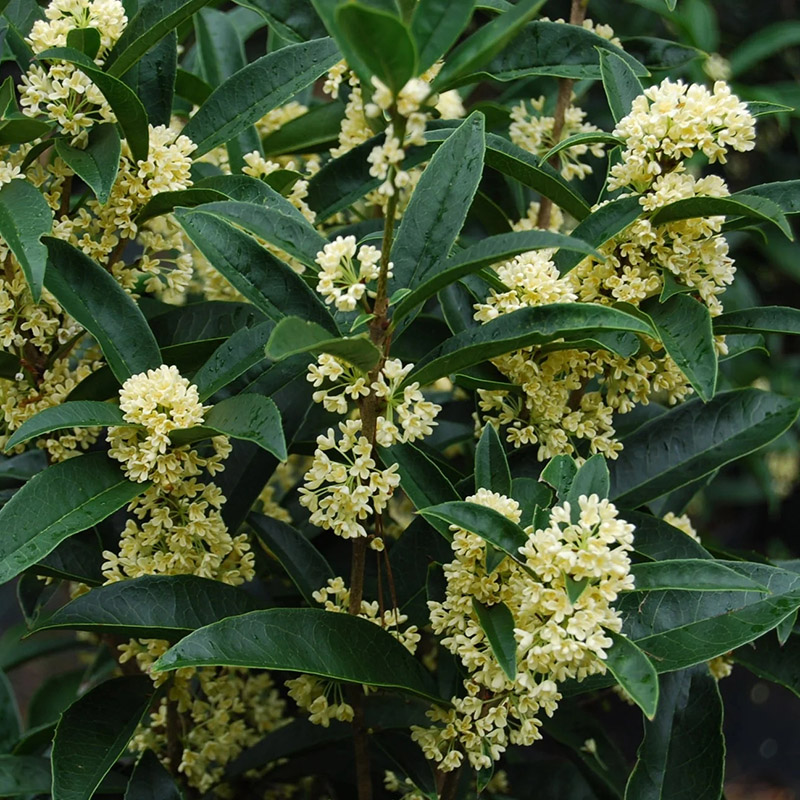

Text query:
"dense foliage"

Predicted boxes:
[[1, 0, 799, 798]]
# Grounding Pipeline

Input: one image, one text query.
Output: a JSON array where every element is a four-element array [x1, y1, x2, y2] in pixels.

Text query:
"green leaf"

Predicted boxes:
[[651, 193, 793, 241], [125, 750, 182, 800], [411, 0, 474, 73], [644, 294, 717, 402], [599, 50, 643, 123], [391, 113, 485, 301], [36, 47, 149, 162], [54, 124, 120, 206], [195, 7, 245, 88], [192, 321, 274, 401], [235, 0, 327, 42], [4, 401, 126, 451], [66, 26, 100, 58], [183, 38, 341, 157], [566, 454, 610, 520], [43, 238, 162, 383], [172, 394, 287, 460], [266, 317, 380, 371], [713, 305, 800, 336], [335, 4, 417, 93], [624, 666, 724, 800], [564, 574, 589, 605], [52, 676, 156, 800], [174, 209, 336, 332], [34, 575, 259, 639], [475, 423, 511, 496], [380, 442, 459, 513], [734, 631, 800, 700], [472, 599, 517, 681], [420, 500, 528, 562], [729, 20, 800, 78], [408, 303, 654, 386], [250, 513, 335, 606], [605, 631, 658, 719], [153, 608, 442, 703], [610, 389, 800, 507], [0, 178, 52, 302], [136, 187, 229, 224], [477, 18, 649, 83], [630, 559, 768, 592], [540, 454, 578, 500], [27, 671, 83, 730], [0, 672, 20, 754], [0, 114, 53, 146], [262, 101, 345, 157], [121, 31, 177, 128], [174, 67, 212, 105], [736, 180, 800, 216], [432, 0, 544, 91], [626, 512, 711, 562], [104, 0, 213, 77], [553, 196, 642, 275], [0, 452, 145, 586], [188, 198, 329, 270], [539, 131, 624, 166], [747, 100, 794, 118], [0, 755, 53, 797]]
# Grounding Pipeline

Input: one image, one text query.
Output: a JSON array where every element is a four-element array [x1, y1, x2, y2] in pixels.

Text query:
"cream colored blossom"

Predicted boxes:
[[314, 235, 389, 312]]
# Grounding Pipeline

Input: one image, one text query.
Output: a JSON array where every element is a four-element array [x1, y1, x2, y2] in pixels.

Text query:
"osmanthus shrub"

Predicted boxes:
[[0, 0, 799, 798]]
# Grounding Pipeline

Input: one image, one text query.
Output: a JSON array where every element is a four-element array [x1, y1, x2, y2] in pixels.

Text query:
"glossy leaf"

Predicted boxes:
[[625, 511, 711, 562], [183, 38, 341, 157], [125, 750, 182, 800], [734, 632, 800, 700], [262, 101, 344, 157], [0, 452, 145, 585], [136, 187, 229, 223], [52, 676, 156, 800], [0, 178, 52, 301], [540, 454, 578, 500], [175, 209, 336, 332], [713, 306, 800, 336], [605, 632, 658, 719], [37, 47, 149, 162], [644, 294, 717, 402], [250, 513, 335, 606], [600, 50, 644, 123], [629, 560, 768, 592], [624, 666, 724, 800], [540, 131, 624, 165], [565, 455, 610, 520], [105, 0, 213, 77], [0, 755, 53, 797], [34, 575, 260, 639], [335, 4, 417, 93], [121, 31, 177, 127], [408, 303, 654, 387], [234, 0, 327, 42], [736, 180, 800, 215], [153, 608, 442, 703], [173, 394, 287, 460], [266, 317, 380, 371], [475, 423, 511, 496], [195, 7, 245, 88], [411, 0, 474, 73], [0, 672, 20, 754], [472, 599, 517, 681], [5, 401, 126, 451], [43, 238, 162, 383], [55, 124, 120, 205], [610, 389, 800, 507], [380, 442, 459, 513]]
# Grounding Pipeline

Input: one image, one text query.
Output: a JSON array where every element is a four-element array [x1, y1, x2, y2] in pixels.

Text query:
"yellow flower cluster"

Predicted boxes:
[[414, 489, 634, 771], [315, 235, 386, 312]]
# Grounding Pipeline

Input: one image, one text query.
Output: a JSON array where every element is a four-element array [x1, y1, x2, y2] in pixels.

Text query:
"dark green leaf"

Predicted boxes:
[[610, 390, 800, 507], [432, 0, 544, 91], [4, 401, 126, 451], [43, 238, 162, 383], [192, 321, 274, 401], [195, 7, 245, 87], [175, 209, 336, 332], [734, 632, 800, 700], [266, 317, 380, 371], [121, 31, 177, 127], [250, 513, 335, 606], [380, 442, 459, 513], [262, 101, 345, 157], [475, 423, 511, 496], [736, 180, 800, 216], [714, 306, 800, 336], [172, 394, 287, 460], [540, 454, 578, 500], [34, 575, 260, 639], [411, 0, 474, 73], [125, 750, 182, 800], [335, 4, 417, 93], [235, 0, 327, 42], [566, 455, 610, 519], [599, 50, 643, 123], [0, 672, 20, 754], [408, 303, 654, 386], [630, 559, 768, 592], [52, 676, 156, 800], [0, 453, 144, 585], [729, 20, 800, 78], [183, 38, 341, 157], [0, 178, 52, 301], [477, 18, 649, 83], [644, 294, 717, 402], [0, 114, 52, 146], [55, 124, 121, 205], [391, 113, 485, 308], [747, 100, 794, 118], [625, 511, 711, 562], [153, 608, 442, 703], [539, 131, 624, 165], [66, 26, 100, 58], [472, 599, 517, 681], [174, 67, 212, 105], [136, 187, 229, 223], [605, 631, 658, 719], [27, 670, 83, 730], [624, 666, 724, 800], [37, 47, 149, 162], [553, 196, 642, 275], [420, 500, 528, 561], [105, 0, 213, 77], [0, 755, 52, 797]]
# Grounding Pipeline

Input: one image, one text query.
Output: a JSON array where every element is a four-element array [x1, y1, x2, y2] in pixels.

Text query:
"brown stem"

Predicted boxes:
[[105, 236, 128, 273], [58, 175, 72, 220], [536, 0, 589, 230], [166, 697, 182, 775], [438, 765, 463, 800]]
